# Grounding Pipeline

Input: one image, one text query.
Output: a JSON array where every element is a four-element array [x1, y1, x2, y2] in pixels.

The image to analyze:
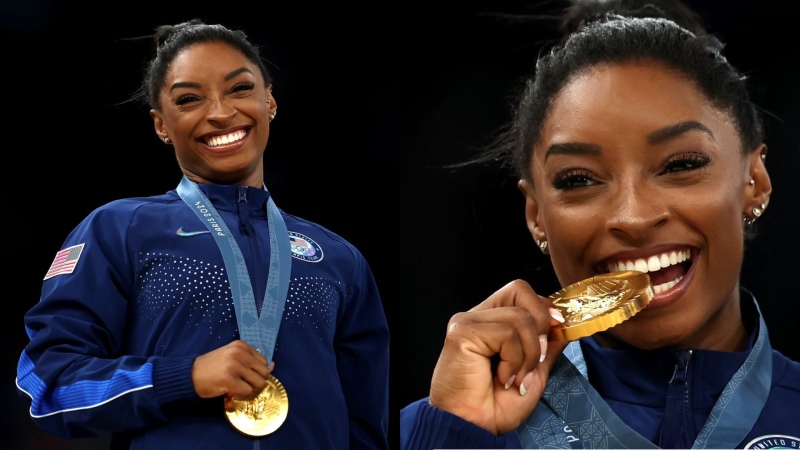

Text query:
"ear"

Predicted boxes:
[[266, 85, 277, 118], [518, 179, 548, 252], [150, 109, 169, 143], [744, 144, 772, 216]]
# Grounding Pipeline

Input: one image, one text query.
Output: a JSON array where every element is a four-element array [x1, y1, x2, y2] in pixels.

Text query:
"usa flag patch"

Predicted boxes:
[[44, 243, 85, 280]]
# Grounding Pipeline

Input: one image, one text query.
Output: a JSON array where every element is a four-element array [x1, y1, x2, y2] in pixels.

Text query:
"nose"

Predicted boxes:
[[605, 179, 669, 242], [206, 97, 237, 125]]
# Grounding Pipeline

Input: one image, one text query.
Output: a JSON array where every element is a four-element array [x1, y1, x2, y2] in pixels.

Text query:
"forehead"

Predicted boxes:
[[167, 41, 260, 84], [540, 60, 736, 149]]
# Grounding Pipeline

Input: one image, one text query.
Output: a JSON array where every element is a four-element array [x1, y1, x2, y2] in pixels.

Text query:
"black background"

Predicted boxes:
[[5, 1, 800, 449]]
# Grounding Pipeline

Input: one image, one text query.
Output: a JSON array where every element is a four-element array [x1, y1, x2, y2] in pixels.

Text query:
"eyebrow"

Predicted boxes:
[[647, 120, 714, 145], [169, 67, 255, 92], [544, 142, 601, 162], [543, 120, 714, 161]]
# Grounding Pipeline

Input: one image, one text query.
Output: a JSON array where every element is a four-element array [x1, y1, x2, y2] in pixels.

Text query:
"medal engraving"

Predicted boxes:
[[549, 271, 653, 341], [226, 374, 289, 436]]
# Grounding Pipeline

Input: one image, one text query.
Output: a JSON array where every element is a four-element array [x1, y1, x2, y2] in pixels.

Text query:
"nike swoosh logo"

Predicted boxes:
[[176, 227, 212, 237]]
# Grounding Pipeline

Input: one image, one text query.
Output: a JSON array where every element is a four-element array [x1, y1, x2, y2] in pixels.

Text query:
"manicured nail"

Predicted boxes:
[[549, 307, 565, 323], [504, 373, 516, 390], [519, 369, 537, 396], [539, 334, 548, 362]]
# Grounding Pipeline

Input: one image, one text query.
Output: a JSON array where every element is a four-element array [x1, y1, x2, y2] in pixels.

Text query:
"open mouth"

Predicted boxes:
[[203, 128, 248, 147], [606, 249, 692, 295]]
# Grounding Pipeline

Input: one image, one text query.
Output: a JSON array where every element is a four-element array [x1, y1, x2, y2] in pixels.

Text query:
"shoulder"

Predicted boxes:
[[66, 192, 184, 244], [82, 192, 180, 222], [282, 212, 368, 264], [772, 349, 800, 394]]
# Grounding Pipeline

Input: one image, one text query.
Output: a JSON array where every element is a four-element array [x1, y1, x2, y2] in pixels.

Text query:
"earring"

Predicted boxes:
[[163, 136, 171, 144], [539, 240, 548, 253], [753, 206, 762, 217], [748, 179, 755, 186], [269, 113, 276, 121]]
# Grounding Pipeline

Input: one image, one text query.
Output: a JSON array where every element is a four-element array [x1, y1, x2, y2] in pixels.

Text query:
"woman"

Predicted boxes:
[[400, 1, 800, 448], [16, 20, 389, 449]]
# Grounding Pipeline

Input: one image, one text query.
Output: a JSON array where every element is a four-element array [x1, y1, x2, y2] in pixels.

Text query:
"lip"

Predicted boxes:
[[198, 126, 251, 151], [643, 256, 695, 310]]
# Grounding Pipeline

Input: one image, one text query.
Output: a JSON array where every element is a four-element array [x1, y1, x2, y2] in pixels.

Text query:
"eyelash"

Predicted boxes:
[[659, 151, 711, 174], [552, 169, 597, 190], [174, 82, 256, 106], [551, 152, 712, 190]]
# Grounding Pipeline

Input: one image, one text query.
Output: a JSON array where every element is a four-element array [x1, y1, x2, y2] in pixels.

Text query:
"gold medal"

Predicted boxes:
[[548, 270, 653, 341], [225, 374, 289, 436]]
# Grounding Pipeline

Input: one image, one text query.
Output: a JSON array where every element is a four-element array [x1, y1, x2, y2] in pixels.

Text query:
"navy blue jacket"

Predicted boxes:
[[17, 183, 390, 450], [400, 292, 800, 449]]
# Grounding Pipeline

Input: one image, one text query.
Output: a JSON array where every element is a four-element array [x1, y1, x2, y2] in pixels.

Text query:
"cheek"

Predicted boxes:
[[545, 207, 599, 281]]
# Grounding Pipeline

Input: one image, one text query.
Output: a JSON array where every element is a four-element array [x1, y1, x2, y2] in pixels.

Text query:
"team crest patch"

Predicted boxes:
[[289, 232, 323, 263], [744, 435, 800, 449]]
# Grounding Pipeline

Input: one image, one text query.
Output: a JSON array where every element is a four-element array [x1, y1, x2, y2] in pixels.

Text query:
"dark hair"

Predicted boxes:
[[471, 0, 764, 184], [131, 19, 272, 110]]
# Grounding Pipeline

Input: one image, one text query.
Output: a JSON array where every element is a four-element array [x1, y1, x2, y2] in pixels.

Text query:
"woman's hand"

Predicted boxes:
[[192, 340, 275, 402], [428, 279, 567, 435]]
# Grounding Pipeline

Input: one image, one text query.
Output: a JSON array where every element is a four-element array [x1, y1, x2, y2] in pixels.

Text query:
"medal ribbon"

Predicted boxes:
[[177, 176, 291, 362], [517, 299, 773, 449]]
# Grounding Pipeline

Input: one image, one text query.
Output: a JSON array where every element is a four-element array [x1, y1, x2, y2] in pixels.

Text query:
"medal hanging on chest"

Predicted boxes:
[[177, 178, 292, 436], [225, 373, 289, 436]]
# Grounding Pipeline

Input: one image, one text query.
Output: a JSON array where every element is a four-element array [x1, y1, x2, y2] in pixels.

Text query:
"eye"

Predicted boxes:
[[175, 94, 201, 106], [660, 151, 711, 174], [231, 82, 255, 94], [552, 168, 599, 190]]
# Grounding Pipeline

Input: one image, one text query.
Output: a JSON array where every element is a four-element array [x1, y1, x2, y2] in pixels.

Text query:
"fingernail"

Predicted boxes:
[[504, 373, 516, 390], [539, 334, 548, 362], [519, 369, 537, 396], [550, 307, 565, 323]]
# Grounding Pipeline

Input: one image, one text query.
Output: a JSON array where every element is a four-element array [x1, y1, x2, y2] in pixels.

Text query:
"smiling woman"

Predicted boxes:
[[15, 19, 389, 450], [399, 0, 800, 448]]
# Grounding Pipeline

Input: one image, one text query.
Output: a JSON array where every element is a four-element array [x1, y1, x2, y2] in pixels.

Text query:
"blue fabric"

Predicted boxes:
[[16, 183, 390, 450], [399, 292, 800, 449], [176, 177, 291, 361]]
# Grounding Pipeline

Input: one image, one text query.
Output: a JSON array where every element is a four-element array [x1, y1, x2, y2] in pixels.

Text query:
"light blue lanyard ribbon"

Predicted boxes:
[[518, 301, 773, 449], [176, 176, 291, 362]]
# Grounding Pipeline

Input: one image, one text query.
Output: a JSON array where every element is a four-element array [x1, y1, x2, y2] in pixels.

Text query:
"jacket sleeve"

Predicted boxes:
[[400, 398, 520, 449], [335, 249, 390, 450], [15, 205, 198, 439]]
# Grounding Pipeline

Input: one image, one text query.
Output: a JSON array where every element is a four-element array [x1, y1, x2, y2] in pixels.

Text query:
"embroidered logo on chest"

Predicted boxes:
[[744, 434, 800, 449], [289, 232, 323, 263]]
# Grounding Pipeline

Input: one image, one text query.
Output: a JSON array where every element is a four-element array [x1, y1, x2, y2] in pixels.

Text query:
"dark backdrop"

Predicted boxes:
[[5, 1, 799, 449]]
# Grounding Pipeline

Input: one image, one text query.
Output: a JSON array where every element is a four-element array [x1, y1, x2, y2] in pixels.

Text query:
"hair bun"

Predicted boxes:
[[153, 19, 206, 48], [559, 0, 707, 36]]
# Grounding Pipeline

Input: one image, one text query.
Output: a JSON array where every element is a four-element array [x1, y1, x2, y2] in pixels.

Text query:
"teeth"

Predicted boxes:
[[206, 129, 246, 147], [606, 249, 690, 295], [607, 249, 690, 274], [653, 276, 683, 294]]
